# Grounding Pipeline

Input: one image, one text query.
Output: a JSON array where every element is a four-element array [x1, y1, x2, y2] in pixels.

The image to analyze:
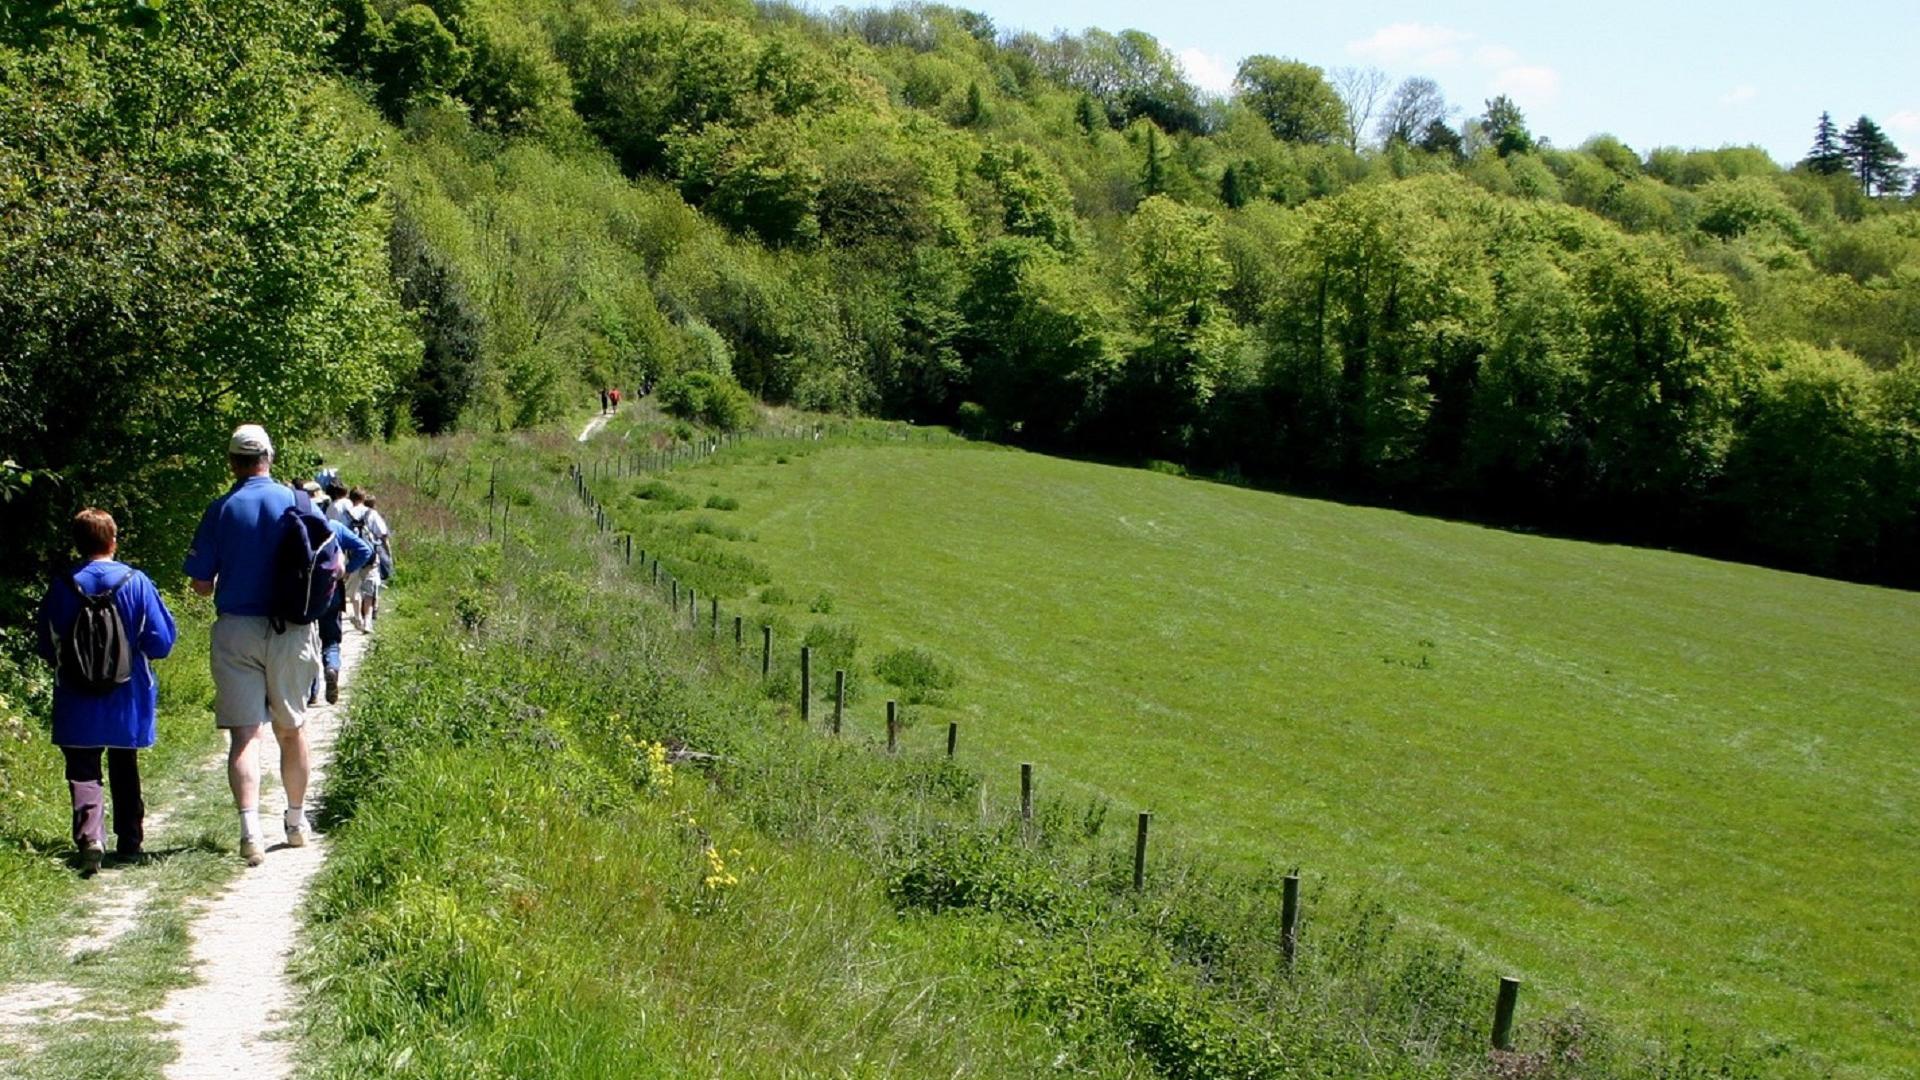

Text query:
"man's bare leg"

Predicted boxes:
[[227, 725, 261, 810], [273, 724, 309, 813], [228, 725, 265, 864]]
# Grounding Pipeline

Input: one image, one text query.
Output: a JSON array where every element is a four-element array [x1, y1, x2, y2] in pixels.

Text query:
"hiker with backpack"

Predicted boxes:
[[314, 502, 374, 705], [358, 493, 392, 628], [35, 508, 178, 874], [340, 487, 376, 632], [183, 424, 332, 866]]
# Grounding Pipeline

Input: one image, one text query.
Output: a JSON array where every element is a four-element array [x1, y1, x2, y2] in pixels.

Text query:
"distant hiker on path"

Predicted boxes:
[[600, 388, 610, 415], [35, 508, 177, 874], [313, 498, 374, 706], [341, 487, 375, 632], [360, 493, 391, 627], [183, 424, 325, 867]]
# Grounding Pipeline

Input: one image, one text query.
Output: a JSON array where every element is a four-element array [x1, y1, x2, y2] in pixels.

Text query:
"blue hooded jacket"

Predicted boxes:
[[35, 560, 178, 748]]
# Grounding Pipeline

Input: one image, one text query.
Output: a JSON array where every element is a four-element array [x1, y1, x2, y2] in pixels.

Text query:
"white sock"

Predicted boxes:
[[238, 808, 262, 841], [284, 805, 305, 830]]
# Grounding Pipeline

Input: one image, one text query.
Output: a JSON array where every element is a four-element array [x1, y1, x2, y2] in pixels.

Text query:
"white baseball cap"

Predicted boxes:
[[229, 424, 274, 456]]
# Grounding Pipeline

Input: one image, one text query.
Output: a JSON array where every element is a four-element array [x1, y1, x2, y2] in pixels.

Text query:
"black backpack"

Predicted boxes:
[[268, 492, 341, 633], [57, 571, 135, 695]]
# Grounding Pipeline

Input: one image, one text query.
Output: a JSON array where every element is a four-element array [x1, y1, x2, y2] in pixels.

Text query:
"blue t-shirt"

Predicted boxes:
[[35, 560, 178, 749], [183, 475, 296, 616], [330, 518, 375, 575]]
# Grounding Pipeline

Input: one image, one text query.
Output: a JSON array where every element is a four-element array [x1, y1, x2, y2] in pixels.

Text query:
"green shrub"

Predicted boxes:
[[658, 370, 756, 431], [704, 493, 740, 511], [807, 591, 834, 613], [874, 646, 957, 703], [633, 480, 694, 511]]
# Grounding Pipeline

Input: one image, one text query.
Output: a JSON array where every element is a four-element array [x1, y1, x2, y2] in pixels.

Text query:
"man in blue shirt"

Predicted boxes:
[[183, 424, 324, 866], [36, 509, 177, 872]]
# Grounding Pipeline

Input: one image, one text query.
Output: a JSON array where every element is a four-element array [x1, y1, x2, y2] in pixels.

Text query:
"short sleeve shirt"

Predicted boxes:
[[182, 475, 295, 616]]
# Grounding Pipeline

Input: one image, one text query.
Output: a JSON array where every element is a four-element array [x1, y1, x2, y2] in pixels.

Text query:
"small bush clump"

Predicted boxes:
[[874, 646, 957, 703], [633, 480, 694, 511], [704, 493, 740, 511]]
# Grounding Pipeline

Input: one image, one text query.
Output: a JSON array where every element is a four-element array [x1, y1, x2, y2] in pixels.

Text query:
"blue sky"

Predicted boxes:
[[944, 0, 1920, 163]]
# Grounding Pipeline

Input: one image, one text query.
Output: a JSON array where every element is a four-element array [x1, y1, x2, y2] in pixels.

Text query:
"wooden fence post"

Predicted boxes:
[[711, 597, 719, 635], [688, 587, 696, 626], [1020, 762, 1033, 824], [833, 670, 845, 735], [624, 535, 632, 565], [761, 625, 772, 677], [1492, 977, 1521, 1050], [886, 700, 898, 754], [800, 646, 812, 723], [1281, 874, 1300, 967], [734, 615, 743, 649], [1133, 812, 1151, 891], [946, 721, 957, 758]]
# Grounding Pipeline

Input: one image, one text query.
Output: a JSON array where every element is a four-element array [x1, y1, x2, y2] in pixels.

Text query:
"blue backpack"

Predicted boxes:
[[268, 490, 341, 633]]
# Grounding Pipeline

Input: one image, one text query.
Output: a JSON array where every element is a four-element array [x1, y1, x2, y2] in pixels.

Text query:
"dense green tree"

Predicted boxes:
[[1233, 56, 1346, 145], [959, 239, 1119, 441], [0, 0, 412, 588], [1417, 119, 1463, 159], [1481, 95, 1533, 157], [1804, 112, 1847, 176], [1841, 115, 1906, 195], [1119, 196, 1237, 448]]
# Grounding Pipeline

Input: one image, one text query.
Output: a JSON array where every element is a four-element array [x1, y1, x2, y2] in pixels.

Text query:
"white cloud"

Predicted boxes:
[[1347, 22, 1472, 67], [1177, 47, 1237, 98], [1719, 84, 1759, 106], [1472, 44, 1519, 69], [1887, 109, 1920, 136], [1491, 66, 1562, 106]]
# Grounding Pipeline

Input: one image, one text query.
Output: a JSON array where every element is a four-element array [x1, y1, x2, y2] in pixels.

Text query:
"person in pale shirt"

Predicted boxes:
[[358, 494, 392, 628]]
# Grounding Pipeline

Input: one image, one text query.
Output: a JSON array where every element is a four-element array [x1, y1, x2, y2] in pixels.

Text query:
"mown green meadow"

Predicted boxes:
[[630, 438, 1920, 1076]]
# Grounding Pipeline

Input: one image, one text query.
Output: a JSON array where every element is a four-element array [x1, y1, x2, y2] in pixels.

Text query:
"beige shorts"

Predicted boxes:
[[210, 615, 319, 730]]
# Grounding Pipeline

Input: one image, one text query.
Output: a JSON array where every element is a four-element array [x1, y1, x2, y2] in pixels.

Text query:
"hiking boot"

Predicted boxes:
[[78, 841, 104, 876], [324, 667, 339, 704], [240, 838, 265, 867]]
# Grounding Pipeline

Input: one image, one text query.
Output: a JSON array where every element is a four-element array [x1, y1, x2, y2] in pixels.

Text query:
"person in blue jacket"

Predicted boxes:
[[35, 508, 177, 872]]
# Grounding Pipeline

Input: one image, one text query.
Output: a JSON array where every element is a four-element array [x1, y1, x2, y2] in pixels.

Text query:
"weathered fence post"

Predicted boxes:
[[1492, 977, 1521, 1050], [832, 670, 846, 734], [734, 615, 743, 649], [624, 535, 632, 565], [1020, 762, 1033, 824], [886, 700, 898, 754], [1281, 874, 1301, 967], [761, 625, 772, 677], [710, 597, 719, 635], [946, 721, 957, 758], [800, 647, 812, 723], [1133, 812, 1151, 891], [672, 579, 679, 609], [688, 587, 696, 626]]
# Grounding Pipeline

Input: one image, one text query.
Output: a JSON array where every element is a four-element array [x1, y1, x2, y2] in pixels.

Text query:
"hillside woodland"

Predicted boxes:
[[3, 0, 1919, 600]]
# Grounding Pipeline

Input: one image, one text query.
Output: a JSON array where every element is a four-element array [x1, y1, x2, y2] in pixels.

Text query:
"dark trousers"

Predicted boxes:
[[61, 746, 143, 851]]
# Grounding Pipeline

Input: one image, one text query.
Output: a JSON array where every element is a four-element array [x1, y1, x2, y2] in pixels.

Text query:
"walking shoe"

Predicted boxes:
[[240, 838, 265, 867], [324, 667, 340, 704], [284, 810, 309, 848], [78, 841, 104, 876]]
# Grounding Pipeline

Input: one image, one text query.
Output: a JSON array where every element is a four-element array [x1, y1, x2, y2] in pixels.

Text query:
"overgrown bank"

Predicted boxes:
[[302, 425, 1767, 1079]]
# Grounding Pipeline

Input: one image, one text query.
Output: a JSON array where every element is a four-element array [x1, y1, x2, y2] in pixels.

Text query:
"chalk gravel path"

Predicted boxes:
[[578, 412, 610, 442], [145, 621, 374, 1080]]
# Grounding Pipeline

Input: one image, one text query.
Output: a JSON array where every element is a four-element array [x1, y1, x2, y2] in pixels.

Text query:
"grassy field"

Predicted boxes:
[[644, 439, 1920, 1077]]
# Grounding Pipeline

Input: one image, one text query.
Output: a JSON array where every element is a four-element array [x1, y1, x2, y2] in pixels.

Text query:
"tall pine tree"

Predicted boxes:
[[1841, 116, 1906, 194], [1804, 112, 1847, 175]]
